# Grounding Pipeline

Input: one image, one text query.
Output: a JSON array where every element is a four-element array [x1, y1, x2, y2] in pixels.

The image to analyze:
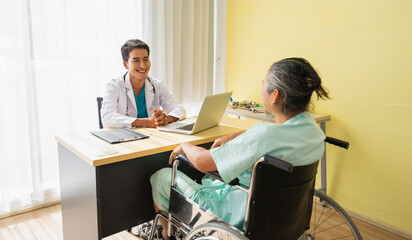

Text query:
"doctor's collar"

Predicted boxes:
[[123, 72, 155, 94]]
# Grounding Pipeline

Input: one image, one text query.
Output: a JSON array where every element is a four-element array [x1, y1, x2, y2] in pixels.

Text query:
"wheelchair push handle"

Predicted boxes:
[[325, 136, 350, 149], [174, 154, 240, 186]]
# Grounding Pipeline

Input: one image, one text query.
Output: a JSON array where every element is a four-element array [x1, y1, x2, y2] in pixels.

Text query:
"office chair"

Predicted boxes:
[[151, 154, 319, 240], [97, 97, 103, 129]]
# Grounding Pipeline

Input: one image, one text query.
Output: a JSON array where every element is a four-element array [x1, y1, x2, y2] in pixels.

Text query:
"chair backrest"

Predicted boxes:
[[97, 97, 103, 129], [244, 156, 319, 240]]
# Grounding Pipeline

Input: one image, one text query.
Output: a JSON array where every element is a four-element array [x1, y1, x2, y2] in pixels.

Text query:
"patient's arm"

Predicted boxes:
[[169, 143, 217, 172], [210, 131, 244, 149], [168, 131, 244, 171]]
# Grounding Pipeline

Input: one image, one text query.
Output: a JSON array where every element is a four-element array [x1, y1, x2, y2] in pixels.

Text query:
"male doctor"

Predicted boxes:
[[101, 39, 186, 128]]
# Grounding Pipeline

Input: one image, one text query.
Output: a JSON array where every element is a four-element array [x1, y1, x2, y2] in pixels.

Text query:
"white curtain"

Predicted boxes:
[[0, 0, 144, 217], [0, 0, 225, 218], [141, 0, 219, 116]]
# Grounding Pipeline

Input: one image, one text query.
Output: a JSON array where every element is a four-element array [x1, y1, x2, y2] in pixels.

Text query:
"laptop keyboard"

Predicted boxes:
[[177, 123, 195, 131]]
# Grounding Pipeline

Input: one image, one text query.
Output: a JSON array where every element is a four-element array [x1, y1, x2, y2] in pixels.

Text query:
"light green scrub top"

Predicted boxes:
[[206, 112, 325, 229]]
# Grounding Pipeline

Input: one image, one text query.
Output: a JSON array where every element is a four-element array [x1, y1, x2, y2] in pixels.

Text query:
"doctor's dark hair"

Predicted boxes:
[[121, 39, 150, 62], [266, 57, 330, 115]]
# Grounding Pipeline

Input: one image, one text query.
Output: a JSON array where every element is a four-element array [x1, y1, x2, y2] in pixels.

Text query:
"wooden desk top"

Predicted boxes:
[[55, 116, 253, 167], [225, 108, 331, 123], [55, 112, 330, 167]]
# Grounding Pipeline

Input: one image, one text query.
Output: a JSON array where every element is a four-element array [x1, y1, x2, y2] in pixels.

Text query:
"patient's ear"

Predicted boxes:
[[271, 89, 280, 105]]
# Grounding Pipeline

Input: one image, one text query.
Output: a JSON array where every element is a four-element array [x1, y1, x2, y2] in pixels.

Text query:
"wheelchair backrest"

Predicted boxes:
[[244, 157, 319, 240]]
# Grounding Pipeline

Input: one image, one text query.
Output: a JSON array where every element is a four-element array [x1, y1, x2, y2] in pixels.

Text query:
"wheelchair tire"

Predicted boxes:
[[303, 190, 363, 240], [185, 222, 248, 240]]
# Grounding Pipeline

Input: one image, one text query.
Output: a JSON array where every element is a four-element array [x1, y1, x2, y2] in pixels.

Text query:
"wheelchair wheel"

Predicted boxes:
[[304, 190, 363, 240], [185, 222, 248, 240]]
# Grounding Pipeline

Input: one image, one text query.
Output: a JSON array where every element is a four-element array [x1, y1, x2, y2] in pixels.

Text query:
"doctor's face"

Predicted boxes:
[[123, 48, 151, 82]]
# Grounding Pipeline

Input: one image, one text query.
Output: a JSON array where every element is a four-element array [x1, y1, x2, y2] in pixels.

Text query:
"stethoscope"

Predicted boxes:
[[124, 72, 156, 116]]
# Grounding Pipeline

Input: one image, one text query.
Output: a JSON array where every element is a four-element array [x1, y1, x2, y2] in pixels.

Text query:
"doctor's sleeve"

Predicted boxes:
[[101, 80, 136, 128], [157, 82, 186, 120]]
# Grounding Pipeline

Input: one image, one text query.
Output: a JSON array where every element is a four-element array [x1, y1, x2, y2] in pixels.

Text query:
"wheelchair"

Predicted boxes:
[[149, 137, 362, 240]]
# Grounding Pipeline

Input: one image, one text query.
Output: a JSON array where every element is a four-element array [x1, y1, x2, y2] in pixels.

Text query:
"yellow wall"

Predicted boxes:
[[227, 0, 412, 234]]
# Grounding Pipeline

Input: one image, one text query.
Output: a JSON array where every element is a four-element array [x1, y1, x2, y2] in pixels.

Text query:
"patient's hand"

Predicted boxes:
[[211, 131, 244, 149], [211, 136, 228, 149], [169, 144, 184, 164]]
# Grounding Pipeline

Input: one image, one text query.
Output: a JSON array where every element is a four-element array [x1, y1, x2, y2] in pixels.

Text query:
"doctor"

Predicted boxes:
[[101, 39, 186, 128]]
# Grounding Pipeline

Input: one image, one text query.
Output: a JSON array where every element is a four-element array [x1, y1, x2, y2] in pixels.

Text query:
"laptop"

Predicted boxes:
[[91, 128, 149, 144], [157, 92, 232, 135]]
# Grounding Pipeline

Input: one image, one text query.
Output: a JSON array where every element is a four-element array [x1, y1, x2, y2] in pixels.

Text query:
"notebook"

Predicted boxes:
[[91, 128, 149, 144], [157, 92, 232, 135]]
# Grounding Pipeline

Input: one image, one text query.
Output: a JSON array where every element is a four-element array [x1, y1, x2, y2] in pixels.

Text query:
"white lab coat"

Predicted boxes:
[[101, 72, 186, 128]]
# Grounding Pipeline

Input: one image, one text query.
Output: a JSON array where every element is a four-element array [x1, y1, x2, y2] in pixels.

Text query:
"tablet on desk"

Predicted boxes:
[[91, 128, 149, 144]]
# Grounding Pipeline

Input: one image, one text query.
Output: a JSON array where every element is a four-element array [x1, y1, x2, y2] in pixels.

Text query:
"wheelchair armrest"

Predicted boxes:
[[174, 154, 195, 168], [325, 136, 350, 149], [174, 154, 240, 186], [263, 155, 294, 173]]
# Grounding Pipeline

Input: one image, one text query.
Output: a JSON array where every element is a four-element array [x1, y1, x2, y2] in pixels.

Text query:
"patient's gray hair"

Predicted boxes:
[[266, 58, 329, 115]]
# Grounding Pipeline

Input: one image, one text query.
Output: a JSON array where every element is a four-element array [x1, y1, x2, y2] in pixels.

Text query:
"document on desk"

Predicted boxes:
[[91, 128, 149, 144]]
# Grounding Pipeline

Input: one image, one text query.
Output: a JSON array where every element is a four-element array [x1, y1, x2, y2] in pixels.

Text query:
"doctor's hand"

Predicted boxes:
[[152, 109, 167, 126], [132, 109, 174, 128], [152, 109, 179, 127], [146, 109, 165, 127]]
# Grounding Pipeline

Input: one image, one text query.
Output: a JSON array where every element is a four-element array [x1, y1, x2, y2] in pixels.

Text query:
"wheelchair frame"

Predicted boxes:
[[151, 155, 317, 240], [149, 137, 363, 240]]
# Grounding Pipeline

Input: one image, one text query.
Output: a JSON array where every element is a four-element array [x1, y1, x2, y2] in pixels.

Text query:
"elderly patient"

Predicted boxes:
[[150, 58, 330, 239]]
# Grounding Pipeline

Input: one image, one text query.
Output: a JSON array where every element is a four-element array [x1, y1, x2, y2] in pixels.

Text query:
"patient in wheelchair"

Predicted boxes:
[[150, 58, 330, 239]]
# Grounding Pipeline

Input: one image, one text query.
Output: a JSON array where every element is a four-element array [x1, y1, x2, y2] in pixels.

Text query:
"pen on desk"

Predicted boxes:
[[120, 137, 136, 142]]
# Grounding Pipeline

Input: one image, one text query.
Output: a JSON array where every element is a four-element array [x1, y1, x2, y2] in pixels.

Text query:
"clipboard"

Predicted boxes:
[[91, 128, 149, 144]]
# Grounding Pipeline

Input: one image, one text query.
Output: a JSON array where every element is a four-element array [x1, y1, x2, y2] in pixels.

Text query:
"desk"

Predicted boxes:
[[56, 118, 248, 240], [225, 108, 331, 194]]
